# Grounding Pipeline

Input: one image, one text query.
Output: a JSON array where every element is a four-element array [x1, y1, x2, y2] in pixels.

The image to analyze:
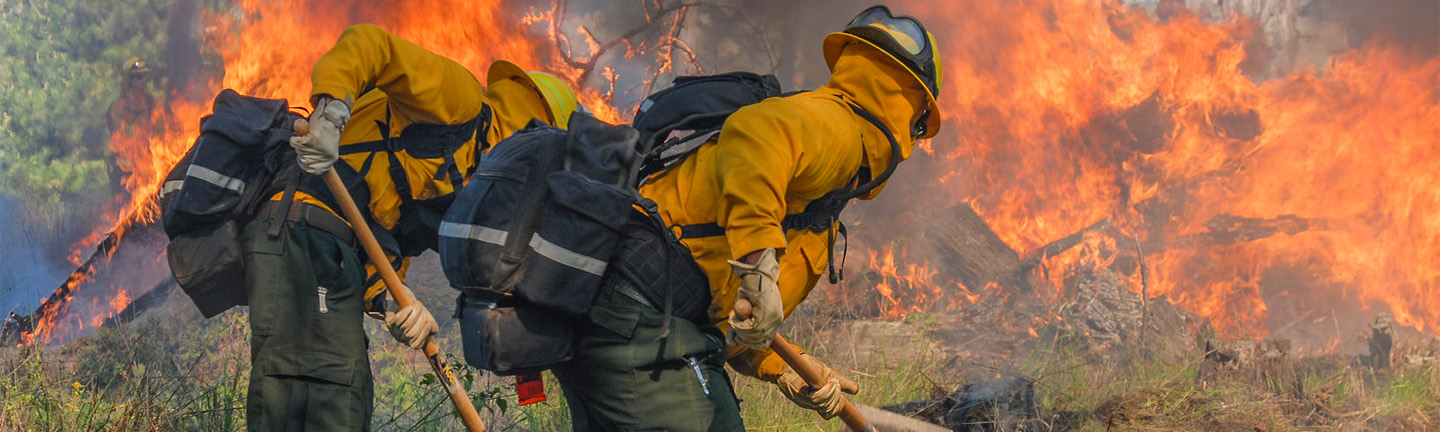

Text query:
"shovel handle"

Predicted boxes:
[[734, 298, 874, 432], [299, 119, 487, 432]]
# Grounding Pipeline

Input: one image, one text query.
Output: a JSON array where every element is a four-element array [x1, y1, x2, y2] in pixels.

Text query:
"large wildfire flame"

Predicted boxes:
[[18, 0, 631, 345], [858, 0, 1438, 343], [15, 0, 1438, 348]]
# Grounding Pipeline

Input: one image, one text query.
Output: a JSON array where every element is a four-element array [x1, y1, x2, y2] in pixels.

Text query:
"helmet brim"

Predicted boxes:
[[823, 32, 941, 139], [487, 60, 557, 124]]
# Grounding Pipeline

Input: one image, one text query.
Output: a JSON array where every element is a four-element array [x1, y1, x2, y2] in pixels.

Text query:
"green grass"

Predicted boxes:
[[1, 301, 1436, 431]]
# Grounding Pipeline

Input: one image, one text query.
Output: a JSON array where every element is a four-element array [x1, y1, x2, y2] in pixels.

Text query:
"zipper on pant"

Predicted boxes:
[[685, 357, 710, 395], [317, 287, 329, 314]]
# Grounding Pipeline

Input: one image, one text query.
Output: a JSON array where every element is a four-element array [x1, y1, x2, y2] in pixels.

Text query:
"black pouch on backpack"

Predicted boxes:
[[440, 115, 637, 317], [441, 114, 643, 374], [166, 220, 247, 317], [455, 294, 574, 376], [161, 89, 300, 318], [515, 170, 631, 315]]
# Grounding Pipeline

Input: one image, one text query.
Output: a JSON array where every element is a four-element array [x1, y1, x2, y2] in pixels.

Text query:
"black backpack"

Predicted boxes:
[[630, 72, 905, 283], [439, 113, 710, 375], [631, 72, 783, 184], [160, 89, 304, 318]]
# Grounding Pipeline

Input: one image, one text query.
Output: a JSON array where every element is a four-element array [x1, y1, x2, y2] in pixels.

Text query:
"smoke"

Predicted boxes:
[[165, 0, 210, 104], [544, 0, 882, 112], [0, 196, 69, 318], [1336, 0, 1439, 59]]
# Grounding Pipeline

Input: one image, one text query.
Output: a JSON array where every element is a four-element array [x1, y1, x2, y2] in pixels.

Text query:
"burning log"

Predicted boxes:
[[1081, 93, 1176, 154], [1, 220, 169, 346], [1017, 218, 1112, 272], [1171, 213, 1332, 250], [1057, 266, 1197, 358], [101, 277, 176, 329], [1, 228, 124, 345], [1080, 92, 1263, 155], [925, 203, 1030, 293]]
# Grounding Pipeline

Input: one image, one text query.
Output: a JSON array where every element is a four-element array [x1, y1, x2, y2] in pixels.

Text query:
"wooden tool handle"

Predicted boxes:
[[734, 299, 874, 431], [302, 119, 487, 432]]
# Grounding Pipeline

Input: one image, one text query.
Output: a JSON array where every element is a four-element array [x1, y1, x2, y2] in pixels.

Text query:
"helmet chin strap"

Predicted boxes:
[[910, 108, 930, 139]]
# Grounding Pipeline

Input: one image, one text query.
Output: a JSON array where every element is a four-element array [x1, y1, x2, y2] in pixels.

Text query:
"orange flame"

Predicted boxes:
[[22, 0, 680, 344], [864, 246, 975, 319], [865, 0, 1440, 341]]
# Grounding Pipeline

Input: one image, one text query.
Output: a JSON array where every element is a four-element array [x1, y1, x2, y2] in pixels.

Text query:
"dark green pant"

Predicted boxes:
[[553, 280, 743, 432], [241, 215, 373, 431]]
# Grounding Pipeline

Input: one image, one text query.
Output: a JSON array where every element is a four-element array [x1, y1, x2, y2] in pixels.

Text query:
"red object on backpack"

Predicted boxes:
[[516, 372, 546, 406]]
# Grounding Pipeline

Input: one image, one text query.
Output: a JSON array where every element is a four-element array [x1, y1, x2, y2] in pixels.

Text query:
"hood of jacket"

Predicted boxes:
[[821, 43, 929, 183]]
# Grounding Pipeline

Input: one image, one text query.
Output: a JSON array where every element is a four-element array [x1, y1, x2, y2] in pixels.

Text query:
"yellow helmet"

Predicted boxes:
[[125, 57, 150, 76], [823, 6, 943, 138], [488, 60, 579, 129]]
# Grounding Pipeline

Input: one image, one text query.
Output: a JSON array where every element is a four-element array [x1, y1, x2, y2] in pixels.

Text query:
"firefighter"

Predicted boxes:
[[106, 58, 158, 194], [636, 5, 943, 421], [107, 57, 156, 135], [249, 24, 577, 431]]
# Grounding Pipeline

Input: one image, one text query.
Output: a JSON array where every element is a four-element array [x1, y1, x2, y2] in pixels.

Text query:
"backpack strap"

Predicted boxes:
[[467, 103, 494, 178], [494, 130, 571, 291], [337, 104, 490, 205], [266, 163, 304, 238]]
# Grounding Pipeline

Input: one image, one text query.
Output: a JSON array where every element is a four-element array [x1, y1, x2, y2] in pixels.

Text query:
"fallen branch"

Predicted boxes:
[[1018, 218, 1113, 272]]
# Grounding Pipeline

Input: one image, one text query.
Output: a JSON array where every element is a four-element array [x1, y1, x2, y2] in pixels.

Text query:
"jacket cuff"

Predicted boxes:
[[726, 225, 787, 261], [726, 343, 796, 382]]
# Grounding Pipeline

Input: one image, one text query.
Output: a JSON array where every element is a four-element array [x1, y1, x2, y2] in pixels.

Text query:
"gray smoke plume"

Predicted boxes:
[[0, 196, 70, 318]]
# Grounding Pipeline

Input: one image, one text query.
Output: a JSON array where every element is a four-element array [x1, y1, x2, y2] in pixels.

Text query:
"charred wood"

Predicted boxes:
[[882, 375, 1041, 432], [1081, 93, 1174, 154], [1018, 218, 1112, 272], [1057, 266, 1196, 358], [1, 221, 167, 345], [101, 277, 177, 329], [0, 229, 123, 345], [926, 203, 1031, 293], [1172, 213, 1331, 249]]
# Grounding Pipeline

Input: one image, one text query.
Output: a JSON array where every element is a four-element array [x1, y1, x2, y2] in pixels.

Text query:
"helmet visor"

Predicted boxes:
[[846, 6, 930, 59]]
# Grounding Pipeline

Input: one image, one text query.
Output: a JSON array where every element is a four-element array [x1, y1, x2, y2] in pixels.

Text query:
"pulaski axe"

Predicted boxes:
[[296, 119, 487, 432], [735, 299, 948, 432]]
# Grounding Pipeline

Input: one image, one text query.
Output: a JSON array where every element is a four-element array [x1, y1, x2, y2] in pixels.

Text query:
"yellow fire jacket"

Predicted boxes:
[[285, 24, 553, 303], [638, 44, 931, 381]]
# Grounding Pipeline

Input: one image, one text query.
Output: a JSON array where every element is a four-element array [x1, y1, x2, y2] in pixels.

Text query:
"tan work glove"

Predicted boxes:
[[728, 248, 783, 350], [385, 303, 439, 350], [774, 353, 861, 419], [289, 96, 349, 174]]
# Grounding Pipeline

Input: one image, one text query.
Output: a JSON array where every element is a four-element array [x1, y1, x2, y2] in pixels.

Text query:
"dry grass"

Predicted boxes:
[[0, 292, 1435, 431]]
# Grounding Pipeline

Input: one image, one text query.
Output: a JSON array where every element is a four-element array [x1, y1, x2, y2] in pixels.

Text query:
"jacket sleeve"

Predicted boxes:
[[714, 106, 800, 259], [362, 255, 412, 308], [310, 24, 483, 126], [727, 344, 792, 381]]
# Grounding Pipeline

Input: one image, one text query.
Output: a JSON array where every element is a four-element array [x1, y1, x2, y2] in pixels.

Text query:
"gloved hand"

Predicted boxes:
[[774, 353, 861, 419], [385, 302, 439, 350], [289, 96, 349, 174], [727, 247, 783, 350]]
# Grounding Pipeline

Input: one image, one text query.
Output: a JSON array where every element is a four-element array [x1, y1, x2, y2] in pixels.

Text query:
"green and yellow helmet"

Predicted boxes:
[[125, 57, 150, 76], [488, 60, 580, 129], [823, 5, 943, 138]]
